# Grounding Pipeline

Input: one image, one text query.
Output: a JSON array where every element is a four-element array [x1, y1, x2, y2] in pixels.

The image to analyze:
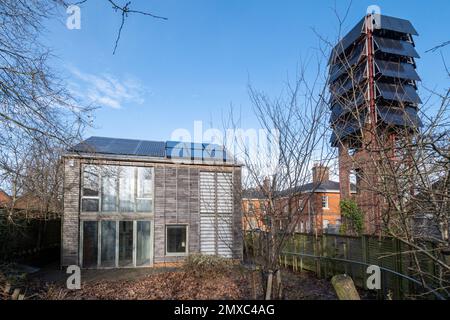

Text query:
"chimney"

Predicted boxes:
[[312, 164, 329, 184], [262, 176, 270, 193]]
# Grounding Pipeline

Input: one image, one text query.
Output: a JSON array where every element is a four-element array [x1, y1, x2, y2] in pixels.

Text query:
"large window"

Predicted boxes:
[[101, 168, 118, 212], [82, 221, 98, 268], [166, 225, 187, 255], [137, 221, 151, 265], [81, 165, 153, 213], [81, 165, 99, 212], [119, 167, 135, 212], [119, 221, 133, 267], [136, 167, 153, 212], [100, 221, 116, 267], [82, 220, 152, 268]]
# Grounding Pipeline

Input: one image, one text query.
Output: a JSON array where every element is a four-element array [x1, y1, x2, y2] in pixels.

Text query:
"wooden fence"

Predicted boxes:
[[244, 232, 449, 300], [0, 214, 61, 263]]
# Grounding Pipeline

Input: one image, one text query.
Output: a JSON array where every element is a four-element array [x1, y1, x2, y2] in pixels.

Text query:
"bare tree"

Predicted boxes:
[[0, 0, 166, 209], [0, 0, 91, 212], [226, 60, 334, 299]]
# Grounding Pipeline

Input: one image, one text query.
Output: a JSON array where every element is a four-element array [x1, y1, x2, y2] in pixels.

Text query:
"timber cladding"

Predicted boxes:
[[61, 155, 243, 267]]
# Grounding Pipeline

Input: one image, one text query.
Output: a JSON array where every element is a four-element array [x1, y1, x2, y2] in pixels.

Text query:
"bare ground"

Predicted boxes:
[[2, 263, 343, 300]]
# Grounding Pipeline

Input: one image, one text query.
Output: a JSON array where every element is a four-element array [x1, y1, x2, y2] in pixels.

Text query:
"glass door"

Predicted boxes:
[[119, 221, 134, 267], [82, 220, 153, 268], [136, 221, 152, 266]]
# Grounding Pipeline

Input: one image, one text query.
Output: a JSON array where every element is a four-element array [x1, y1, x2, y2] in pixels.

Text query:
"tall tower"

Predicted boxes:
[[328, 14, 422, 234]]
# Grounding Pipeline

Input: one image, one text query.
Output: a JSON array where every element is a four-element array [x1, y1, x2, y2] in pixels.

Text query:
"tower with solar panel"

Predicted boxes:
[[328, 13, 422, 234]]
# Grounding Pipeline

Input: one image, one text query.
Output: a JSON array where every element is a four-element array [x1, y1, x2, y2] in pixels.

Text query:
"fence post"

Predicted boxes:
[[361, 235, 368, 290], [394, 237, 402, 299], [300, 235, 304, 272], [343, 241, 348, 275], [323, 234, 328, 278], [314, 236, 321, 278]]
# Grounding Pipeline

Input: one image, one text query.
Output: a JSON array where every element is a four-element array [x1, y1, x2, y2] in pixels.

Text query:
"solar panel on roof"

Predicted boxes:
[[379, 15, 418, 35], [330, 102, 367, 123], [107, 139, 140, 155], [329, 91, 365, 108], [329, 43, 366, 84], [377, 106, 422, 127], [70, 136, 166, 157], [330, 66, 366, 98], [330, 119, 364, 146], [328, 14, 421, 148], [373, 36, 420, 58], [375, 59, 420, 81], [135, 140, 166, 157], [203, 143, 225, 161], [329, 18, 365, 65], [166, 141, 190, 159], [165, 141, 228, 162], [376, 82, 422, 104]]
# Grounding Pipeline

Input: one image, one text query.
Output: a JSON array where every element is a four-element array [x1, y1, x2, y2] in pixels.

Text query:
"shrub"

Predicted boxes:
[[183, 254, 233, 276], [339, 199, 364, 235]]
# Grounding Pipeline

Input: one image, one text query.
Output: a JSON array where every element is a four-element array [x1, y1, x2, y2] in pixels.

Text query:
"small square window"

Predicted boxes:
[[166, 225, 187, 255]]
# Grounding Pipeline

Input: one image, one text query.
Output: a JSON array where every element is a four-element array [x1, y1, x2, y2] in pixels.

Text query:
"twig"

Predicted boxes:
[[107, 0, 168, 55], [426, 40, 450, 53]]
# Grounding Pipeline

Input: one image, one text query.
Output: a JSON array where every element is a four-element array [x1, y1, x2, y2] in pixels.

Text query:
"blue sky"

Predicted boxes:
[[44, 0, 449, 143]]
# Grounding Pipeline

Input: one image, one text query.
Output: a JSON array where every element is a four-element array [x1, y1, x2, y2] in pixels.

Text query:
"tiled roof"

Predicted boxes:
[[243, 180, 356, 199]]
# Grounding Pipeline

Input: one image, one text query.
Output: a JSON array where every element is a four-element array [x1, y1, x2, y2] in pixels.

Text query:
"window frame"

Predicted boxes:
[[80, 219, 153, 268], [136, 167, 154, 212], [80, 164, 154, 214], [81, 165, 100, 212], [321, 195, 329, 209], [165, 224, 189, 256]]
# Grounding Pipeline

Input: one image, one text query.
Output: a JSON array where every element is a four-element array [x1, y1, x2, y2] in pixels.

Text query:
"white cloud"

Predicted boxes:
[[69, 67, 148, 109]]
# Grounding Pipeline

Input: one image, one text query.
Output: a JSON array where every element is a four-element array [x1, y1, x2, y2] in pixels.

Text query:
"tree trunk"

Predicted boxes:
[[276, 269, 283, 299], [265, 270, 273, 300]]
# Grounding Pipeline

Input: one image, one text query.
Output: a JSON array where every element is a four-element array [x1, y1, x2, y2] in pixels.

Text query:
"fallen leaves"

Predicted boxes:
[[62, 268, 251, 300], [2, 262, 341, 300]]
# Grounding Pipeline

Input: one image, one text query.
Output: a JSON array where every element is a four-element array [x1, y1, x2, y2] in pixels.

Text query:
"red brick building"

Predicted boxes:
[[0, 189, 11, 207], [242, 165, 355, 234]]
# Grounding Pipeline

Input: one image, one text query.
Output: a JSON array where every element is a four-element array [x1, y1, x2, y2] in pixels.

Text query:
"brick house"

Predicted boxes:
[[0, 190, 11, 208], [61, 136, 242, 268], [242, 188, 268, 231], [242, 165, 355, 234]]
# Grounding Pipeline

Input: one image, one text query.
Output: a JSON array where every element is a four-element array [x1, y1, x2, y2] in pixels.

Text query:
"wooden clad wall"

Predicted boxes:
[[62, 156, 243, 267], [153, 165, 202, 263]]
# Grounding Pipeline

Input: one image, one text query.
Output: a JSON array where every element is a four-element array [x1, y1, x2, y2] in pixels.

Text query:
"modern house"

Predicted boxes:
[[61, 136, 243, 268], [242, 164, 355, 234]]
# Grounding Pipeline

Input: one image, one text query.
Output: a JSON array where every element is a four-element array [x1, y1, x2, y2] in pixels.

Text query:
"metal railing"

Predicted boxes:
[[245, 231, 449, 300]]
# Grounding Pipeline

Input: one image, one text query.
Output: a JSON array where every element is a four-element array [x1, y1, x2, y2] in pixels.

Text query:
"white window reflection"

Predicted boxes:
[[119, 167, 136, 212], [137, 167, 153, 212], [81, 165, 153, 213]]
